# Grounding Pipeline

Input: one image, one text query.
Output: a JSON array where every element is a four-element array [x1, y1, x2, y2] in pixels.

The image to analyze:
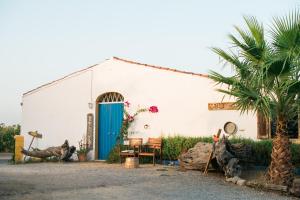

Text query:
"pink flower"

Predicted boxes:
[[149, 106, 159, 113], [124, 101, 130, 107], [128, 115, 134, 122]]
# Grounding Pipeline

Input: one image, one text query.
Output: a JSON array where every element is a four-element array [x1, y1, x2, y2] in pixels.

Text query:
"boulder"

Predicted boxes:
[[178, 142, 213, 170]]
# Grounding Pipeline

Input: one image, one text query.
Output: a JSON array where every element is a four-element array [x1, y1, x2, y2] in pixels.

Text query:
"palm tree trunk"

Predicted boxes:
[[267, 116, 294, 186]]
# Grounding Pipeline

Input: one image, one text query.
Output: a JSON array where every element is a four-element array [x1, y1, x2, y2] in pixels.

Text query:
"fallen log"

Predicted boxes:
[[226, 142, 252, 162], [264, 183, 288, 192], [214, 136, 243, 178], [21, 140, 76, 161]]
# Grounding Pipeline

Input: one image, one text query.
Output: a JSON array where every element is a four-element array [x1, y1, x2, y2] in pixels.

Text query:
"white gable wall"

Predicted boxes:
[[22, 70, 92, 149], [21, 58, 258, 159]]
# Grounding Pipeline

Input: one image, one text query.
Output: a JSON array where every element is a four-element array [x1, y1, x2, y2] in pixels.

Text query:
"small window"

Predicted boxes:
[[257, 112, 299, 139], [257, 112, 270, 139]]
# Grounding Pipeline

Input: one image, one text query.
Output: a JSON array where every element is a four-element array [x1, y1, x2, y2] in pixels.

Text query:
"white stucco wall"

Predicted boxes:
[[21, 57, 258, 159], [91, 59, 257, 140], [22, 70, 92, 150]]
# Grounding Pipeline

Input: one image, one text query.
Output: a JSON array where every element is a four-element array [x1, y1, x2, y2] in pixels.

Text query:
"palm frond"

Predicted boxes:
[[243, 16, 265, 48], [228, 16, 266, 63], [209, 9, 300, 123], [210, 48, 250, 78], [270, 9, 300, 56]]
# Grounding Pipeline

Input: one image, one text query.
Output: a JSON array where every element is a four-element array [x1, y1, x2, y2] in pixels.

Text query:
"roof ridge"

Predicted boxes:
[[22, 63, 99, 96], [112, 57, 208, 78], [23, 57, 208, 97]]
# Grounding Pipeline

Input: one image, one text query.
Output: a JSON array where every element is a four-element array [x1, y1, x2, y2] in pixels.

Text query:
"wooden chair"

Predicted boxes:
[[139, 137, 162, 166], [119, 138, 143, 164]]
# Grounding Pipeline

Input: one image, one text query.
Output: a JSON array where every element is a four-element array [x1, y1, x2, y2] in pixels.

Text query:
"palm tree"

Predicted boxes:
[[209, 12, 300, 186]]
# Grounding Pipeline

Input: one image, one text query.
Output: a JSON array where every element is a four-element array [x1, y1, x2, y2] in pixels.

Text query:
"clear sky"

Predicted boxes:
[[0, 0, 299, 125]]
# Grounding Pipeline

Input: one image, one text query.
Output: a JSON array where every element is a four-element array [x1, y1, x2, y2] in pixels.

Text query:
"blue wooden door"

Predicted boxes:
[[98, 103, 123, 160]]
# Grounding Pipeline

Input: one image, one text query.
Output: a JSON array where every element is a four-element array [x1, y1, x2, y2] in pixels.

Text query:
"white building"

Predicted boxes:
[[21, 57, 260, 160]]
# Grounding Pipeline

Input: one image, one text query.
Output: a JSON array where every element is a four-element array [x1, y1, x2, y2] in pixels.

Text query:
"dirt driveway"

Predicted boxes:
[[0, 162, 296, 200]]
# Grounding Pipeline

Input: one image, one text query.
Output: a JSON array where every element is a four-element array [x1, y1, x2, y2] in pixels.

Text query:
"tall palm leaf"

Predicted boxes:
[[209, 13, 300, 186]]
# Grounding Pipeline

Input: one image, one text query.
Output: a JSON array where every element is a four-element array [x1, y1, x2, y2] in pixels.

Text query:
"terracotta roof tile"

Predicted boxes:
[[112, 57, 208, 78]]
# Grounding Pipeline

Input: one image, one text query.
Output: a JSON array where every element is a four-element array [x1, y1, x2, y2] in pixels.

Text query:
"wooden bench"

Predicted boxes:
[[139, 138, 162, 166], [119, 138, 143, 164]]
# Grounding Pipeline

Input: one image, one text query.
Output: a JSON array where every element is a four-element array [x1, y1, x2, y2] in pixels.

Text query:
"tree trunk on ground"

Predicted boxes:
[[21, 140, 76, 161], [214, 137, 242, 178], [267, 117, 294, 186]]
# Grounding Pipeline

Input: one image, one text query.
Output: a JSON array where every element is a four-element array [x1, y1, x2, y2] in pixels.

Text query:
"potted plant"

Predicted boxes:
[[76, 138, 90, 162]]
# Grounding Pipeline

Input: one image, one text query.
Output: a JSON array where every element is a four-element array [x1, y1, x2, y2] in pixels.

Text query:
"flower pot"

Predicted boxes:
[[77, 153, 87, 162]]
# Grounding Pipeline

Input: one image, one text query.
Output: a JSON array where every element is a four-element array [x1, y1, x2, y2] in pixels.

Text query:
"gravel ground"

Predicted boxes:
[[0, 162, 296, 200], [0, 153, 12, 164]]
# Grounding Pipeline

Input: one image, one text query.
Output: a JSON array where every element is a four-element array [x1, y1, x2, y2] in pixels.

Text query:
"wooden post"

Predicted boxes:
[[14, 135, 24, 163], [203, 129, 221, 174]]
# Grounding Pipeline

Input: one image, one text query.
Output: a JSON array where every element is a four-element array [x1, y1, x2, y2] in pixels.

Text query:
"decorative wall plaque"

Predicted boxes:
[[208, 102, 237, 111], [86, 113, 94, 149]]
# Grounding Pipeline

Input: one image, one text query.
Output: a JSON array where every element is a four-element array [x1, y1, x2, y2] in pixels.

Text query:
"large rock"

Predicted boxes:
[[178, 142, 212, 170], [178, 138, 251, 176]]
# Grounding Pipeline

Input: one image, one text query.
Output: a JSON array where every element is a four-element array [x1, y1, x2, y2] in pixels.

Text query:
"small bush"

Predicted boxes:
[[162, 136, 212, 160], [107, 145, 122, 163], [0, 124, 20, 152]]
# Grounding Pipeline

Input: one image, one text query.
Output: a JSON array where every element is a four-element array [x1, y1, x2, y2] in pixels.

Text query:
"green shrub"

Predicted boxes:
[[108, 136, 300, 166], [0, 124, 20, 152], [162, 136, 213, 160], [228, 138, 273, 166], [107, 145, 122, 163]]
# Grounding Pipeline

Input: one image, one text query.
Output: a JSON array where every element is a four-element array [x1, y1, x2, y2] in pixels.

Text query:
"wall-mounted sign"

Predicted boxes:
[[208, 102, 237, 111], [86, 113, 94, 149]]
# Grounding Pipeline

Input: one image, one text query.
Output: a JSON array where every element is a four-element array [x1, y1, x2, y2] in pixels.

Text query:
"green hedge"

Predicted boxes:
[[162, 136, 300, 166], [107, 136, 300, 166], [0, 124, 20, 152]]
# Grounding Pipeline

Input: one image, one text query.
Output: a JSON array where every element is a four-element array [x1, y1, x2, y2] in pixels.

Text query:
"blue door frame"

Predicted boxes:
[[98, 103, 123, 160]]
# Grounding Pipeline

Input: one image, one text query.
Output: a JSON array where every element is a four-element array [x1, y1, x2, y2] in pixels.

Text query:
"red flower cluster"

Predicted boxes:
[[149, 106, 159, 113], [128, 115, 134, 122], [124, 101, 130, 107]]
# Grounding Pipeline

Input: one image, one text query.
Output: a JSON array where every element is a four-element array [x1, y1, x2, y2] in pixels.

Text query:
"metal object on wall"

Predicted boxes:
[[144, 124, 149, 129], [224, 121, 238, 135], [86, 113, 94, 149]]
